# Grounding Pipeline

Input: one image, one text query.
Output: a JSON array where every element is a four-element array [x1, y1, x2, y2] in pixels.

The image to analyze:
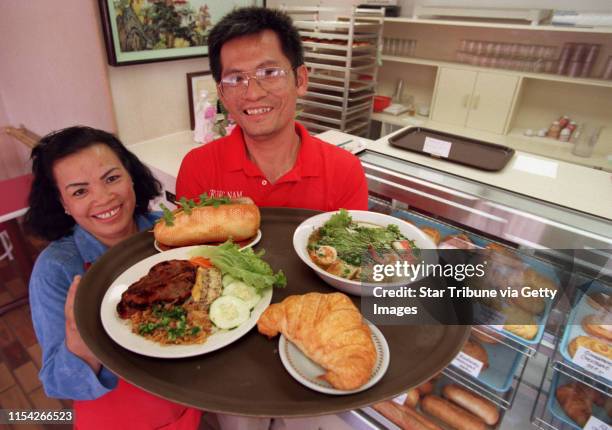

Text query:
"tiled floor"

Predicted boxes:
[[0, 229, 72, 429]]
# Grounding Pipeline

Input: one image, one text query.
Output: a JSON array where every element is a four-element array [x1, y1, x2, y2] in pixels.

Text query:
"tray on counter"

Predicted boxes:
[[75, 208, 470, 417], [388, 127, 515, 172]]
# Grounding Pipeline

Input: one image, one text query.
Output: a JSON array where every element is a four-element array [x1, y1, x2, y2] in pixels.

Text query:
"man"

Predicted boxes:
[[176, 7, 369, 429], [176, 7, 368, 211]]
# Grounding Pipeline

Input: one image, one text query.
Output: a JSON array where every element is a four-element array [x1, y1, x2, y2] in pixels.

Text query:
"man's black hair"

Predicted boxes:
[[208, 7, 304, 82], [25, 126, 161, 241]]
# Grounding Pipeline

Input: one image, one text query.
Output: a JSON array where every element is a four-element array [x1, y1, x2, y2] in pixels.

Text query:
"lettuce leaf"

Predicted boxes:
[[191, 242, 286, 293]]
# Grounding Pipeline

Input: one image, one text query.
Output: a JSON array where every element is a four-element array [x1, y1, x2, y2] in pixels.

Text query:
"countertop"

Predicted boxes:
[[127, 128, 612, 220], [128, 130, 196, 182], [368, 125, 612, 220], [372, 113, 612, 172]]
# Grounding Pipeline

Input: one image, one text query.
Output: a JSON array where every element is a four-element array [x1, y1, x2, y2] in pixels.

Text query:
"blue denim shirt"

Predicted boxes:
[[29, 213, 159, 400]]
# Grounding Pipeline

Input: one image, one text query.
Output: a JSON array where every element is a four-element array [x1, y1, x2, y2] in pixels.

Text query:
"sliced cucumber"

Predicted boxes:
[[209, 296, 250, 330], [222, 274, 236, 288], [223, 281, 261, 309]]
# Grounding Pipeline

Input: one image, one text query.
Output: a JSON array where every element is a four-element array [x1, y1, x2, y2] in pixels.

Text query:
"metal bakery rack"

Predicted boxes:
[[282, 6, 384, 137]]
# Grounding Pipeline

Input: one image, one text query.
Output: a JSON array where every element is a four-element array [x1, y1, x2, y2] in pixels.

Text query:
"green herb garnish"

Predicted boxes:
[[137, 305, 201, 341], [160, 195, 235, 227], [159, 203, 175, 226], [197, 193, 231, 207], [179, 197, 195, 215], [315, 209, 409, 266]]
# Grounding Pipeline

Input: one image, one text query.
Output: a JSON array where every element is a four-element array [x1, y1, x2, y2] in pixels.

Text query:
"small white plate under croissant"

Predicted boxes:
[[257, 292, 390, 394], [279, 323, 389, 395]]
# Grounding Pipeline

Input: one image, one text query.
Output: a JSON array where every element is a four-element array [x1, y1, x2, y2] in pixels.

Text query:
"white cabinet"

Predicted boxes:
[[432, 67, 519, 134], [466, 72, 519, 134], [431, 67, 475, 126]]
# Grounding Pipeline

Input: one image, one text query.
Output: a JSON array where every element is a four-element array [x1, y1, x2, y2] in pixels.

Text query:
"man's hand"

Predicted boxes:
[[65, 275, 101, 373]]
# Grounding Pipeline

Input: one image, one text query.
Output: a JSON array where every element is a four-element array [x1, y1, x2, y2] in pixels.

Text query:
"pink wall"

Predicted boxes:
[[0, 0, 116, 179]]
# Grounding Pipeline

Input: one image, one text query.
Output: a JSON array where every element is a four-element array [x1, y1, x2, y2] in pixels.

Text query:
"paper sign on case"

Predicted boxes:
[[423, 137, 452, 158], [451, 352, 484, 378], [573, 346, 612, 381], [392, 393, 408, 406], [584, 415, 612, 430]]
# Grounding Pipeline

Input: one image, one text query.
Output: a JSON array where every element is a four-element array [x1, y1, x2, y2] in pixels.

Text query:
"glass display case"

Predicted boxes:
[[343, 148, 612, 430]]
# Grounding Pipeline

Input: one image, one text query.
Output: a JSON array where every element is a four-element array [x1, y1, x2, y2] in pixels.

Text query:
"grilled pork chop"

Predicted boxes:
[[117, 259, 196, 319]]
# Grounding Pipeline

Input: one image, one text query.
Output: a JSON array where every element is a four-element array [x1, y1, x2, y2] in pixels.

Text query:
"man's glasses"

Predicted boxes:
[[218, 66, 293, 97]]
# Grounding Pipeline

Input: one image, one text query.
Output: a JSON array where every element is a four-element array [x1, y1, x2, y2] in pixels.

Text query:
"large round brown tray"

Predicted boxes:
[[75, 207, 470, 417]]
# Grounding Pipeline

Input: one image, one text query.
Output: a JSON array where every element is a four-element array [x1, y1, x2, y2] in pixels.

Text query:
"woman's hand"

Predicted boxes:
[[65, 275, 101, 374]]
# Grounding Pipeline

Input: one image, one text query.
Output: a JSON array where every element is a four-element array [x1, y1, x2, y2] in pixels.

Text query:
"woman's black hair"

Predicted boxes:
[[208, 7, 304, 83], [25, 126, 161, 241]]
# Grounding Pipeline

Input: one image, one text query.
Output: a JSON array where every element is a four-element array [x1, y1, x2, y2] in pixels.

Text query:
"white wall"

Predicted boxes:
[[109, 57, 210, 145]]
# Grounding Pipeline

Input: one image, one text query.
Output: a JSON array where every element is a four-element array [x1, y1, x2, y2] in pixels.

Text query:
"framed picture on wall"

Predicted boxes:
[[187, 70, 217, 130], [99, 0, 265, 66]]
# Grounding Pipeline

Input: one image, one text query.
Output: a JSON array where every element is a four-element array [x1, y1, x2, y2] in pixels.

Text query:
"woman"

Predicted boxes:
[[26, 126, 201, 429]]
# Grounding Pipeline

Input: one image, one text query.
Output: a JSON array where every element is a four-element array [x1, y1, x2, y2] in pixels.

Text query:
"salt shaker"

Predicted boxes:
[[547, 121, 562, 139]]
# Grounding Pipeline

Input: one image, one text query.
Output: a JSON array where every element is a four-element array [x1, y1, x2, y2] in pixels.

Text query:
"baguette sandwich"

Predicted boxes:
[[154, 195, 260, 247]]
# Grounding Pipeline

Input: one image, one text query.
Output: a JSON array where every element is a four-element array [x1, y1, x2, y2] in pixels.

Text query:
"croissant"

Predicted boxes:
[[568, 335, 612, 360], [257, 292, 377, 390], [556, 382, 593, 427]]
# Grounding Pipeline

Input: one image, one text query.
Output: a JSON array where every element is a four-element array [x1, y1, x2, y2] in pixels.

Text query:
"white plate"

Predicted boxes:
[[154, 229, 262, 253], [100, 245, 272, 358], [278, 321, 390, 395], [293, 210, 438, 296]]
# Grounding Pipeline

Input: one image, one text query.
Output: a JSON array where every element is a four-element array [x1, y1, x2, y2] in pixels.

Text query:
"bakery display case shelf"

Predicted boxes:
[[472, 326, 539, 357], [553, 361, 612, 397], [381, 55, 612, 89], [389, 205, 563, 357], [285, 5, 383, 137], [377, 18, 612, 170], [364, 373, 508, 429], [366, 198, 540, 411], [532, 357, 612, 430], [531, 279, 612, 429], [442, 357, 527, 410], [383, 17, 612, 34], [358, 147, 611, 430], [357, 407, 402, 430]]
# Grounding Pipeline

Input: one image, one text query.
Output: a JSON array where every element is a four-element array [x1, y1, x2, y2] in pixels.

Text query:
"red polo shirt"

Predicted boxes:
[[176, 123, 368, 211]]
